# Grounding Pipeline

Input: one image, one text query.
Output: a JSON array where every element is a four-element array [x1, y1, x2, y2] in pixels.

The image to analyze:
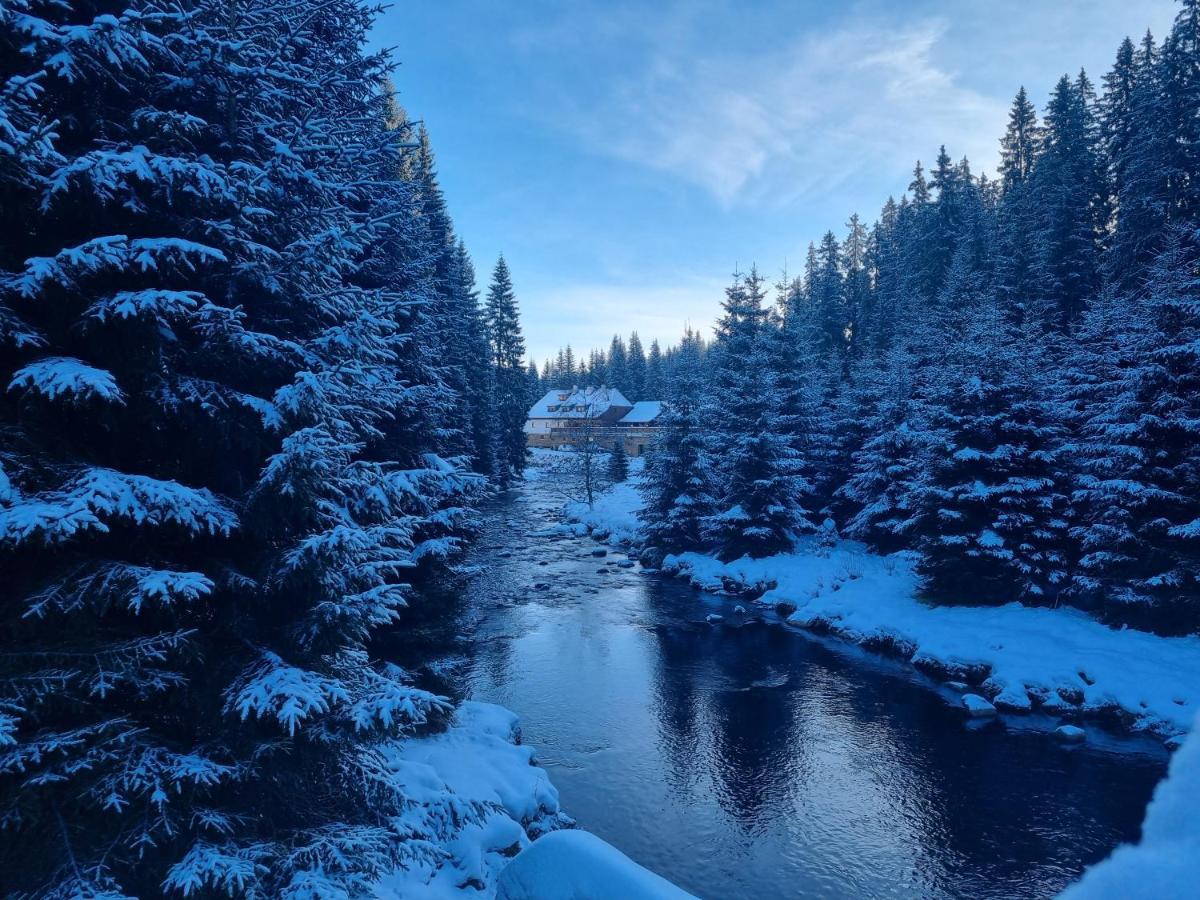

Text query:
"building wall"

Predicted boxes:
[[525, 423, 660, 456]]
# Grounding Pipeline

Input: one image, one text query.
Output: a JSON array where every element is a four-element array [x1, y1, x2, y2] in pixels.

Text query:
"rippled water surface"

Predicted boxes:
[[416, 474, 1168, 899]]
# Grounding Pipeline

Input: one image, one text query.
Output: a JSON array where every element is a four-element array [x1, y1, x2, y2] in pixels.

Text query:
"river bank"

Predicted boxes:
[[560, 456, 1200, 744], [391, 451, 1169, 898]]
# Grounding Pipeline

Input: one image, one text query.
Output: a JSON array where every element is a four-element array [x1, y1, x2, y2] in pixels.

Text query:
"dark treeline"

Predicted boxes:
[[641, 2, 1200, 636], [534, 331, 708, 402], [0, 0, 530, 894]]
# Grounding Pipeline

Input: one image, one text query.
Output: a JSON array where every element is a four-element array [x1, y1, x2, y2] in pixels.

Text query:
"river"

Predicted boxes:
[[406, 470, 1169, 899]]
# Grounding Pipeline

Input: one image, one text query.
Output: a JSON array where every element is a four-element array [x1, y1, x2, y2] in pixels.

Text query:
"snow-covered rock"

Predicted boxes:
[[1061, 712, 1200, 898], [962, 694, 997, 717], [1055, 725, 1086, 743], [496, 830, 697, 900]]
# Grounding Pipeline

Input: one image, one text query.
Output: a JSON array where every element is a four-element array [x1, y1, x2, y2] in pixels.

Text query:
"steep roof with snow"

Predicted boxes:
[[619, 401, 664, 424], [527, 386, 633, 419]]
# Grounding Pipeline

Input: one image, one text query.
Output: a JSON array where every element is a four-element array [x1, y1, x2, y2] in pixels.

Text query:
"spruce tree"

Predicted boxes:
[[704, 269, 801, 558], [484, 256, 528, 482], [1068, 225, 1200, 631], [450, 242, 499, 475], [607, 333, 627, 394], [1031, 74, 1106, 328], [639, 329, 717, 553], [608, 439, 629, 483], [626, 331, 647, 400], [645, 338, 664, 398], [0, 1, 482, 894]]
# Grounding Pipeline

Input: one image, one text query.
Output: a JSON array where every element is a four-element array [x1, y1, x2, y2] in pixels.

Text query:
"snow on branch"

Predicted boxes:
[[91, 743, 235, 814], [44, 146, 237, 210], [9, 6, 177, 83], [162, 841, 272, 898], [0, 468, 237, 545], [85, 288, 204, 324], [17, 235, 225, 298], [225, 652, 348, 736], [345, 668, 451, 734], [24, 563, 214, 618], [9, 356, 123, 403]]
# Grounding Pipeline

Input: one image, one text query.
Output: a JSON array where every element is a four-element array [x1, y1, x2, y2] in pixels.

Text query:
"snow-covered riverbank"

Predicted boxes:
[[376, 701, 570, 898], [562, 467, 1200, 742]]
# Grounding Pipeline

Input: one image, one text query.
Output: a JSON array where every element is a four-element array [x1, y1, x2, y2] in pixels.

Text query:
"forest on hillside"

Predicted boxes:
[[0, 1, 535, 893], [631, 3, 1200, 636]]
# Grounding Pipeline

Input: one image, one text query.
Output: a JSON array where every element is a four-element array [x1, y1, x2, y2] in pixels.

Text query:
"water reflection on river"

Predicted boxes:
[[425, 478, 1167, 899]]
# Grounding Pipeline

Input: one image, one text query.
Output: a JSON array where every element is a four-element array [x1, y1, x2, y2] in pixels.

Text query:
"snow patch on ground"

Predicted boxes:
[[1061, 712, 1200, 898], [496, 830, 697, 900], [376, 701, 572, 898], [563, 480, 643, 545], [555, 453, 645, 545]]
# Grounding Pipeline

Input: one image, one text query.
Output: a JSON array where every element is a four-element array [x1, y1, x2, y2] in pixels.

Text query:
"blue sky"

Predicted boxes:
[[372, 0, 1178, 365]]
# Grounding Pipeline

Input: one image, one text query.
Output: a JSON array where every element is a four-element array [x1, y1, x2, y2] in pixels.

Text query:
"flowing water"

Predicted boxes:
[[410, 472, 1168, 899]]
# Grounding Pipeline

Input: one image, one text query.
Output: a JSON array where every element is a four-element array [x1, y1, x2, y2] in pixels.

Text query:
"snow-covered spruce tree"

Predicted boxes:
[[608, 439, 629, 483], [0, 1, 482, 895], [762, 274, 821, 533], [452, 241, 498, 475], [607, 333, 627, 395], [1029, 73, 1107, 329], [484, 255, 528, 483], [704, 269, 802, 559], [638, 328, 717, 554], [913, 284, 1070, 606], [838, 344, 932, 552], [1066, 225, 1200, 632], [407, 125, 479, 464], [645, 338, 664, 398]]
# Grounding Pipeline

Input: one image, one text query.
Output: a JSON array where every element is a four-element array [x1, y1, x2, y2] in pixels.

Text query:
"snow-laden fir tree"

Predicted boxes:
[[639, 328, 717, 553], [484, 255, 528, 482], [837, 344, 932, 552], [1065, 225, 1200, 631], [626, 331, 646, 401], [703, 269, 803, 559], [0, 0, 489, 894], [913, 279, 1070, 604], [608, 439, 629, 483]]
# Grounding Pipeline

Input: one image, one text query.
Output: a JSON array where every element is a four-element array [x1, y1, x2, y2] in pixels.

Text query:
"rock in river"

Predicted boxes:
[[1055, 725, 1086, 743], [962, 694, 997, 717]]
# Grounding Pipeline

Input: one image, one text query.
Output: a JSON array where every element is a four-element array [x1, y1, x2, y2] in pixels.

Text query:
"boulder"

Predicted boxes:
[[638, 546, 666, 568], [962, 694, 998, 717], [1055, 724, 1086, 743]]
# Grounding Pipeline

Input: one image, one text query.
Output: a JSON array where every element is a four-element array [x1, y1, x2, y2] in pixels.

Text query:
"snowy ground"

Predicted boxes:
[[496, 831, 697, 900], [376, 701, 572, 898], [1061, 710, 1200, 898], [560, 465, 1200, 741]]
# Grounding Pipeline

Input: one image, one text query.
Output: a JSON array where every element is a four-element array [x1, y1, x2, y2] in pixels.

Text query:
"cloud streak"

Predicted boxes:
[[531, 6, 1006, 207]]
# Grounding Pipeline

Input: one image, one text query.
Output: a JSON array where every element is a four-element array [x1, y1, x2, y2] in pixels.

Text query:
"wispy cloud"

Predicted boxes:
[[522, 5, 1006, 207]]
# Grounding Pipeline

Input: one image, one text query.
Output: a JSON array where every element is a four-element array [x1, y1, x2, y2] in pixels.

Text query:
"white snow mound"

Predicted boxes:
[[497, 829, 697, 900]]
